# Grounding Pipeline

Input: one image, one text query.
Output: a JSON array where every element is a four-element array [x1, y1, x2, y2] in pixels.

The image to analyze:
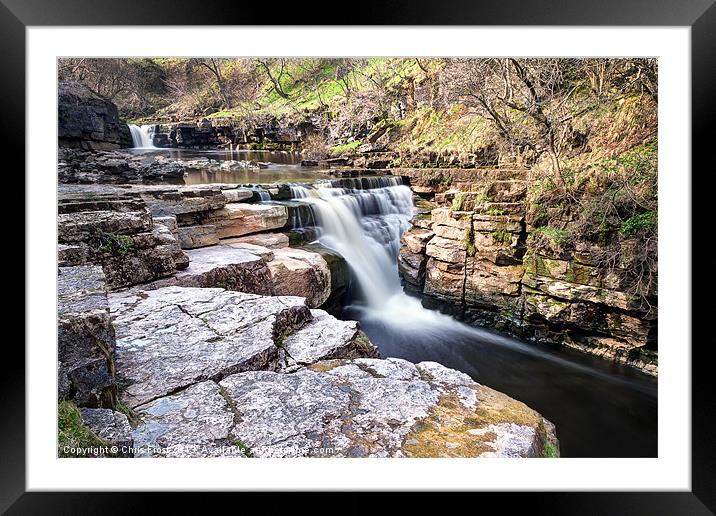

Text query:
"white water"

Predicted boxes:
[[291, 178, 457, 323], [129, 124, 156, 148]]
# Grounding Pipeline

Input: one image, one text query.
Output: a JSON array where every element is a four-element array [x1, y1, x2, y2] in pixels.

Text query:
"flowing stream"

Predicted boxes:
[[288, 177, 657, 458]]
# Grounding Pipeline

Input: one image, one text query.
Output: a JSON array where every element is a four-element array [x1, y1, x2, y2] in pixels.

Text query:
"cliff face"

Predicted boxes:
[[58, 81, 123, 150], [397, 168, 657, 376]]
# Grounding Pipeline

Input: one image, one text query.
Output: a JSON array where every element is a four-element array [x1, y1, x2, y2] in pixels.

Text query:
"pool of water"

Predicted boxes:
[[122, 148, 329, 185]]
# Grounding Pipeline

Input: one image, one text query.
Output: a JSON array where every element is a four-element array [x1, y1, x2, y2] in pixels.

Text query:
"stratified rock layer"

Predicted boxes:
[[58, 265, 117, 408]]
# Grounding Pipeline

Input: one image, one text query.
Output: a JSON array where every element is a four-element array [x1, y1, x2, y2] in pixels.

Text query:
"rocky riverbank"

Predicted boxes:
[[394, 167, 657, 376]]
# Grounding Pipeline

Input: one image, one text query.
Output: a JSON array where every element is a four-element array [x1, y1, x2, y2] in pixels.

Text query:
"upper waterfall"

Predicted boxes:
[[128, 124, 156, 148]]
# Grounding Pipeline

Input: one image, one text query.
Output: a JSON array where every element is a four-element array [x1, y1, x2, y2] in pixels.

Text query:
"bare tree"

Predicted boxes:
[[256, 59, 290, 99]]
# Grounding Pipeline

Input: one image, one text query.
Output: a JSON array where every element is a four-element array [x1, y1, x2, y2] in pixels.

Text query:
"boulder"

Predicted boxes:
[[58, 266, 117, 408], [267, 248, 331, 308], [58, 81, 121, 150]]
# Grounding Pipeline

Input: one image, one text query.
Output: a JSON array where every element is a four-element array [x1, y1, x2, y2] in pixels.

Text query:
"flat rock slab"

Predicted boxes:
[[153, 245, 274, 296], [109, 286, 312, 408], [281, 309, 379, 369], [131, 381, 247, 458], [130, 358, 558, 458]]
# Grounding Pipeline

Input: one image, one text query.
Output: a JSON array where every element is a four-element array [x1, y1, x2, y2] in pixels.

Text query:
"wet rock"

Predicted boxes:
[[80, 408, 134, 456], [58, 266, 117, 408]]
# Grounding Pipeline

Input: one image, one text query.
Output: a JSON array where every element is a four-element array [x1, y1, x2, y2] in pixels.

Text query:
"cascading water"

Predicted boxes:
[[290, 177, 478, 329], [128, 124, 156, 149]]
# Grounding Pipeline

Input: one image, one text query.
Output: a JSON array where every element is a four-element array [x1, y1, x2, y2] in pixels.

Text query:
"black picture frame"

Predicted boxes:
[[5, 0, 711, 512]]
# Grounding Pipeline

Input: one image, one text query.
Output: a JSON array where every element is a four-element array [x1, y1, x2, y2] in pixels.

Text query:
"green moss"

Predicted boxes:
[[534, 226, 570, 247], [58, 401, 111, 457], [95, 231, 135, 255], [232, 438, 253, 457], [491, 229, 512, 245], [452, 192, 468, 211], [464, 226, 477, 257], [115, 400, 136, 426], [485, 207, 505, 216]]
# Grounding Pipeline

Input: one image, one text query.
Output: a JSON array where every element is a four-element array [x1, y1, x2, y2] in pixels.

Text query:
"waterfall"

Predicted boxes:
[[289, 178, 424, 309], [128, 124, 156, 148]]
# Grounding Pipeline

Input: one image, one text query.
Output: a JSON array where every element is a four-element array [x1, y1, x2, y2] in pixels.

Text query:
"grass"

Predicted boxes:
[[543, 440, 558, 458], [95, 232, 135, 255], [58, 401, 111, 457], [533, 226, 570, 247], [330, 140, 362, 156]]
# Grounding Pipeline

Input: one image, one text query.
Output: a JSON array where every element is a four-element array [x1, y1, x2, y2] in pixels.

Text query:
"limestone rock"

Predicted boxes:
[[222, 188, 255, 203], [211, 358, 558, 457], [58, 149, 186, 184], [58, 81, 121, 150], [205, 203, 288, 238], [109, 286, 311, 407], [58, 266, 117, 408], [131, 381, 247, 458], [177, 224, 220, 249], [281, 310, 379, 370], [80, 408, 134, 456], [152, 244, 274, 296], [221, 232, 289, 249], [401, 228, 434, 254], [267, 248, 331, 308], [426, 236, 467, 264]]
